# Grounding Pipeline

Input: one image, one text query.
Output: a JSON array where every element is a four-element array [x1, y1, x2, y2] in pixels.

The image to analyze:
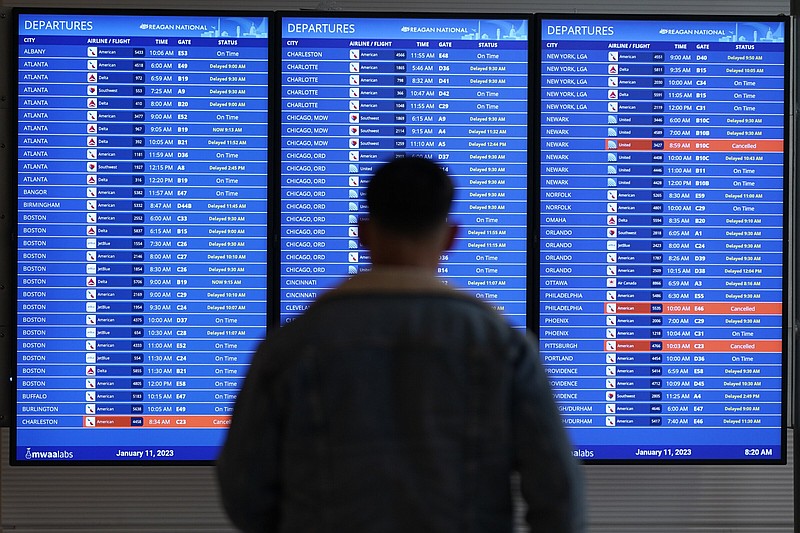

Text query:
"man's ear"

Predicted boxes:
[[358, 218, 371, 249], [443, 224, 458, 251]]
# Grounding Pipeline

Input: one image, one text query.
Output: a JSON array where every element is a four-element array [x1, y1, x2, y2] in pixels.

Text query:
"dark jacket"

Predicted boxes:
[[217, 267, 585, 532]]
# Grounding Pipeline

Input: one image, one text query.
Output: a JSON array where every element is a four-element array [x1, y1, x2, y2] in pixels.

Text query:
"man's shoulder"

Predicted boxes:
[[252, 289, 533, 389], [312, 286, 501, 321], [297, 287, 525, 348], [258, 269, 532, 371]]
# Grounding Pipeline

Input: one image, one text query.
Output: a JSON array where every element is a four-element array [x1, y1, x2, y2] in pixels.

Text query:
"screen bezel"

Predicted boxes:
[[274, 10, 534, 328], [534, 12, 790, 464], [11, 7, 273, 465]]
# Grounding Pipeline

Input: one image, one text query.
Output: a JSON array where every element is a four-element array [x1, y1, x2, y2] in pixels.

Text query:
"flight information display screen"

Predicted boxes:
[[15, 11, 269, 462], [538, 16, 787, 461], [279, 15, 529, 328]]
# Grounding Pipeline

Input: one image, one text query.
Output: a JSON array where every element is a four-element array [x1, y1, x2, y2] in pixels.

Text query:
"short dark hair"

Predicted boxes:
[[366, 156, 454, 236]]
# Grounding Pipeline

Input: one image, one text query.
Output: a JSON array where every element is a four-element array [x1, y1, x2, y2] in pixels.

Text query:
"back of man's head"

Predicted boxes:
[[366, 156, 454, 237]]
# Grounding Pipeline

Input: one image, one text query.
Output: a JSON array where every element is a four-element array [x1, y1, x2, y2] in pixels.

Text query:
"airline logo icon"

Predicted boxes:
[[349, 100, 360, 110], [606, 404, 616, 414], [87, 175, 97, 185], [350, 49, 360, 59], [87, 110, 97, 121], [87, 200, 97, 210], [87, 137, 97, 147], [87, 59, 97, 70], [87, 162, 97, 172], [86, 187, 97, 197], [87, 85, 97, 95], [86, 289, 96, 300], [608, 51, 619, 61], [348, 252, 359, 262], [608, 64, 618, 74], [87, 73, 97, 83], [350, 87, 360, 98], [350, 62, 360, 72], [86, 391, 96, 401], [86, 276, 96, 287], [87, 47, 98, 57], [86, 238, 96, 249], [608, 76, 618, 87], [606, 353, 616, 364], [87, 98, 97, 108], [350, 125, 360, 135], [606, 416, 616, 427], [349, 113, 359, 123], [84, 417, 95, 427], [85, 366, 96, 376], [87, 123, 97, 133], [349, 176, 359, 186], [608, 90, 618, 99], [349, 74, 359, 85], [85, 378, 96, 389], [350, 138, 359, 148], [86, 301, 96, 312], [86, 263, 97, 275], [87, 149, 97, 159]]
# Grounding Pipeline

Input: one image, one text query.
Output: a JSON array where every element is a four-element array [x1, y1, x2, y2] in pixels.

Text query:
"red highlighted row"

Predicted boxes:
[[604, 339, 782, 353], [606, 302, 782, 315], [606, 138, 784, 152], [83, 415, 231, 428]]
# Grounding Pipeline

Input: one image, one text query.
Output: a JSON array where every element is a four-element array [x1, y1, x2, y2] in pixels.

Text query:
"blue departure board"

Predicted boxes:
[[278, 15, 529, 328], [537, 16, 787, 461], [15, 11, 269, 462]]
